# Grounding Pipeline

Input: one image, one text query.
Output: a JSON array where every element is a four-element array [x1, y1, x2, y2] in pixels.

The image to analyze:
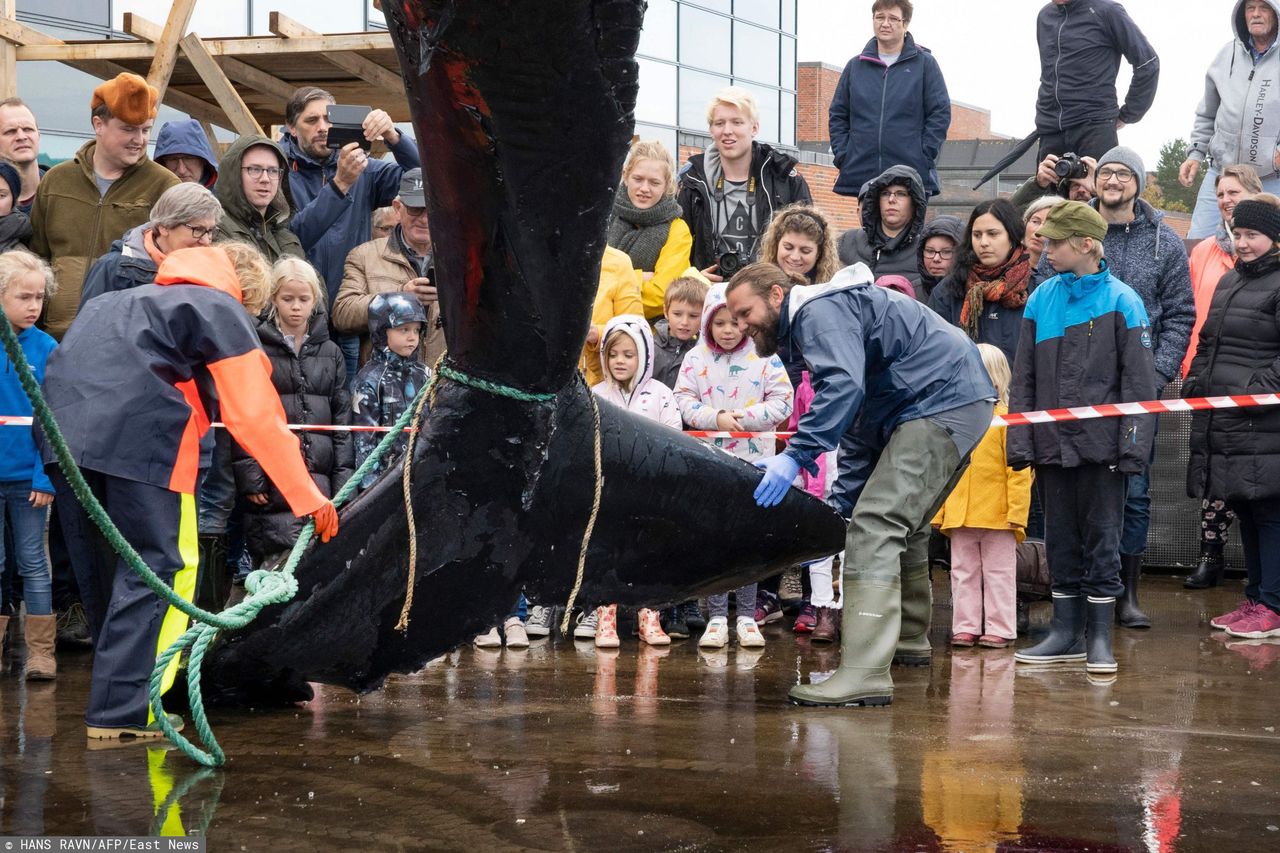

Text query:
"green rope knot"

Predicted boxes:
[[436, 360, 557, 404], [243, 568, 297, 599]]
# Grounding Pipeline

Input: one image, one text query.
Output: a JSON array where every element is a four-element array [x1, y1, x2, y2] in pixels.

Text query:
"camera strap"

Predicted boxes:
[[714, 174, 760, 258]]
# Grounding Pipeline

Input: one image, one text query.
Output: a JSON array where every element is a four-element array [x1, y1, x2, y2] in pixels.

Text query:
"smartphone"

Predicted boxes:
[[326, 104, 373, 151]]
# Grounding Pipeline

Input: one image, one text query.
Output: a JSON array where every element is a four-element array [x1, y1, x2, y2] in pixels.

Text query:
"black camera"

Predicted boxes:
[[717, 251, 748, 276], [1053, 152, 1090, 196]]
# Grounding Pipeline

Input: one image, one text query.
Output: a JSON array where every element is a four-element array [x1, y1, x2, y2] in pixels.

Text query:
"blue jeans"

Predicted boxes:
[[1188, 166, 1280, 240], [0, 481, 52, 615], [1235, 498, 1280, 613], [196, 429, 236, 536], [338, 334, 360, 391], [1120, 419, 1159, 557]]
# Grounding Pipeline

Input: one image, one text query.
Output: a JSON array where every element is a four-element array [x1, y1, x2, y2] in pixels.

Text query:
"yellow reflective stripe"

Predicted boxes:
[[148, 746, 185, 836], [149, 492, 198, 723]]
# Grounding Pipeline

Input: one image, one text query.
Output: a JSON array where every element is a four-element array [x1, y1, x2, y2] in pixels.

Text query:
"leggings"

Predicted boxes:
[[1201, 498, 1235, 545]]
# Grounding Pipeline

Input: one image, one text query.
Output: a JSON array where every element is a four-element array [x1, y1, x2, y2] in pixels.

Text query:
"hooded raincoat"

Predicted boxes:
[[80, 223, 164, 304], [915, 214, 965, 301], [214, 136, 307, 265], [836, 165, 929, 290], [591, 314, 682, 430], [673, 284, 793, 462], [153, 119, 219, 188]]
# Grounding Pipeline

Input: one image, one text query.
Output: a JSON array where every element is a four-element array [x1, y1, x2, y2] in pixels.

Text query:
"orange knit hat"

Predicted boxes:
[[90, 73, 159, 126]]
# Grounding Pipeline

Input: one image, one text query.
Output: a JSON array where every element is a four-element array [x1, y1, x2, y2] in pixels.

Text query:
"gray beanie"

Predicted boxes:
[[1097, 145, 1146, 195]]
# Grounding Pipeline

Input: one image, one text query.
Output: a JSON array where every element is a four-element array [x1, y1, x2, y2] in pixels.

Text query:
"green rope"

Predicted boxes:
[[436, 361, 556, 403]]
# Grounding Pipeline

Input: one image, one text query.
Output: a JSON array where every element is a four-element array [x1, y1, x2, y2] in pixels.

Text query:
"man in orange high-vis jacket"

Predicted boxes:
[[41, 244, 339, 740]]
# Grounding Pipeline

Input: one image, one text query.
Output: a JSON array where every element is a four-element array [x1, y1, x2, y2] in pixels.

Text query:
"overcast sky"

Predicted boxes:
[[796, 0, 1228, 169]]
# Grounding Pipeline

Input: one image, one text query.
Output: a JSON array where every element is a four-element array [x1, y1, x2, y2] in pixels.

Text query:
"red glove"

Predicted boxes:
[[311, 502, 339, 543]]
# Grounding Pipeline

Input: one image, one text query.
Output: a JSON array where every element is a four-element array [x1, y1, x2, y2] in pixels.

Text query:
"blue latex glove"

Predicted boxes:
[[753, 454, 801, 508]]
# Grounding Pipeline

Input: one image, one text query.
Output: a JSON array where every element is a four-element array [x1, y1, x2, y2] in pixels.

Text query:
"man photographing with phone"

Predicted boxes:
[[282, 87, 421, 379]]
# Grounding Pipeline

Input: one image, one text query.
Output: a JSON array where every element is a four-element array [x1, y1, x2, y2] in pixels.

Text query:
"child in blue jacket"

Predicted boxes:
[[0, 250, 58, 679]]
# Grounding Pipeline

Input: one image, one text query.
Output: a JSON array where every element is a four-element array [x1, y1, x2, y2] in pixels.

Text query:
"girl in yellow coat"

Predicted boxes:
[[934, 344, 1032, 648]]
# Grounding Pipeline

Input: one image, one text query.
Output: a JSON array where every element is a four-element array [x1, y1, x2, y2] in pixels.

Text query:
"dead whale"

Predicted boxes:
[[202, 0, 846, 703]]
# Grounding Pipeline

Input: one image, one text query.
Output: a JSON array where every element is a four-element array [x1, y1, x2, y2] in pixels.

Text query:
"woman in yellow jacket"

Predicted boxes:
[[934, 344, 1032, 648], [581, 245, 643, 386], [607, 140, 692, 321]]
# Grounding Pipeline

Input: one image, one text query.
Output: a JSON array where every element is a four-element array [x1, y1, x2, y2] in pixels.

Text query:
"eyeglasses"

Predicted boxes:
[[1097, 168, 1135, 184], [180, 223, 216, 241], [873, 13, 904, 24], [880, 189, 911, 201], [242, 165, 283, 180], [922, 248, 954, 259], [400, 204, 428, 218]]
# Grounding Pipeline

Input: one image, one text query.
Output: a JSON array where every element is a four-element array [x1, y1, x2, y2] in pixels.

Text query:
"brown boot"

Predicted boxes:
[[24, 614, 57, 681], [811, 606, 841, 644]]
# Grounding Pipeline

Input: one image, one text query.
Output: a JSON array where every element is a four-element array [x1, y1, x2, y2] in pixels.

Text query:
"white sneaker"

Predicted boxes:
[[473, 626, 501, 648], [736, 617, 766, 648], [503, 617, 529, 649], [699, 616, 729, 648], [524, 605, 555, 638], [573, 609, 598, 639]]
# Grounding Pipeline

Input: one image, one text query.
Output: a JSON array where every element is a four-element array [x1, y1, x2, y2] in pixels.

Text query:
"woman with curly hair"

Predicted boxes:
[[759, 203, 841, 284]]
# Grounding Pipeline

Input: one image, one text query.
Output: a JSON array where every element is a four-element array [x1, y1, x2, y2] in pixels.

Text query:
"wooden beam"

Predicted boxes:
[[17, 32, 393, 62], [121, 13, 162, 43], [0, 18, 60, 46], [217, 55, 295, 103], [179, 32, 263, 137], [146, 0, 197, 102], [0, 0, 16, 99], [269, 12, 401, 91]]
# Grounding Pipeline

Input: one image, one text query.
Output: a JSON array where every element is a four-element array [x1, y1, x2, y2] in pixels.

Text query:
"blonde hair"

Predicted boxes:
[[1066, 234, 1105, 262], [976, 343, 1011, 405], [602, 327, 638, 394], [706, 86, 759, 126], [0, 249, 57, 298], [1218, 164, 1264, 195], [268, 256, 325, 322], [623, 140, 677, 198], [220, 242, 272, 316], [664, 275, 709, 311], [759, 203, 842, 283]]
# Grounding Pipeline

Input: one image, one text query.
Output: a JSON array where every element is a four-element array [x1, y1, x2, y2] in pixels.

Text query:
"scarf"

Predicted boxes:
[[607, 183, 681, 272], [959, 249, 1032, 340], [0, 211, 31, 251]]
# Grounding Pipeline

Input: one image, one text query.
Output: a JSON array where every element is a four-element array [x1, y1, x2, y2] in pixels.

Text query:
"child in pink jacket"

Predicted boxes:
[[674, 283, 793, 650]]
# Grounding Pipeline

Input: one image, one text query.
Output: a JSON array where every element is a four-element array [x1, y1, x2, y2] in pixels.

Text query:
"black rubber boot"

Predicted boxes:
[[1016, 597, 1031, 636], [1184, 541, 1224, 590], [1085, 596, 1117, 674], [1116, 554, 1151, 629], [1014, 594, 1085, 664], [195, 535, 231, 614]]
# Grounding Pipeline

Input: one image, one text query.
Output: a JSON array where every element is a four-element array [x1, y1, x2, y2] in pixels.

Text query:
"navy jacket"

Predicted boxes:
[[281, 132, 420, 305], [928, 268, 1029, 369], [1007, 261, 1157, 472], [153, 119, 219, 188], [1036, 0, 1159, 133], [778, 265, 995, 515], [829, 33, 951, 197], [81, 224, 157, 305]]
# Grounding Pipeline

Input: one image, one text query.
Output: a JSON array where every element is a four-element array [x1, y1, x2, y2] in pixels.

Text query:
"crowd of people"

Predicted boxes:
[[0, 0, 1277, 738]]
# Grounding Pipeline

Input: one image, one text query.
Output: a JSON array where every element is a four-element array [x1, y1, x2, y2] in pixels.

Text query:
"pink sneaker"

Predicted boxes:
[[1225, 605, 1280, 639], [1210, 600, 1255, 630]]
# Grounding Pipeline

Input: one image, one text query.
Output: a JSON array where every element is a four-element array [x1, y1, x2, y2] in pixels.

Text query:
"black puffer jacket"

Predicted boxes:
[[836, 164, 928, 290], [1186, 254, 1280, 502], [233, 311, 353, 560]]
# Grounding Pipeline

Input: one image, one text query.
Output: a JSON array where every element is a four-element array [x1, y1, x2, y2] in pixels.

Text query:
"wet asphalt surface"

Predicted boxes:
[[0, 575, 1277, 851]]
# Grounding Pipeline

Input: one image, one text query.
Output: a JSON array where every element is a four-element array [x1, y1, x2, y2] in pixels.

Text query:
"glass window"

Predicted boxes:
[[688, 0, 732, 13], [782, 0, 797, 34], [111, 0, 249, 37], [734, 0, 779, 29], [781, 91, 796, 147], [19, 0, 109, 29], [251, 0, 362, 35], [733, 21, 779, 86], [679, 68, 731, 130], [639, 0, 677, 62], [368, 0, 389, 30], [634, 122, 679, 160], [679, 5, 731, 74], [781, 36, 796, 91], [636, 59, 678, 127], [733, 80, 778, 143]]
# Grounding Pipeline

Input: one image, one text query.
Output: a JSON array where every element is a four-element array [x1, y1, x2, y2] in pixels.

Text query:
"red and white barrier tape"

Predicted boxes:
[[5, 393, 1279, 434]]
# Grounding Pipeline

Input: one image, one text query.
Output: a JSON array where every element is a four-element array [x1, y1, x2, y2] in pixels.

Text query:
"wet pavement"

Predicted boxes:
[[1, 575, 1277, 851]]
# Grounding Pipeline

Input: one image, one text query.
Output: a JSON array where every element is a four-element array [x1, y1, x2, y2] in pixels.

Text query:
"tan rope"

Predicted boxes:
[[394, 352, 447, 634], [558, 395, 604, 635]]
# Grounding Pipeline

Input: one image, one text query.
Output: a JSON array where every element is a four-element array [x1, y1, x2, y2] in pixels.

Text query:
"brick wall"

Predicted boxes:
[[946, 103, 995, 141]]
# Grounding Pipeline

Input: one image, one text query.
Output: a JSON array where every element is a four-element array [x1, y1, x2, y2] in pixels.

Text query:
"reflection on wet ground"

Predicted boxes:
[[1, 576, 1278, 851]]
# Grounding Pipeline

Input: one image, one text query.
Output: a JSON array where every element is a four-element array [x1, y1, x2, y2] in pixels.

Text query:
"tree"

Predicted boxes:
[[1151, 138, 1201, 213]]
